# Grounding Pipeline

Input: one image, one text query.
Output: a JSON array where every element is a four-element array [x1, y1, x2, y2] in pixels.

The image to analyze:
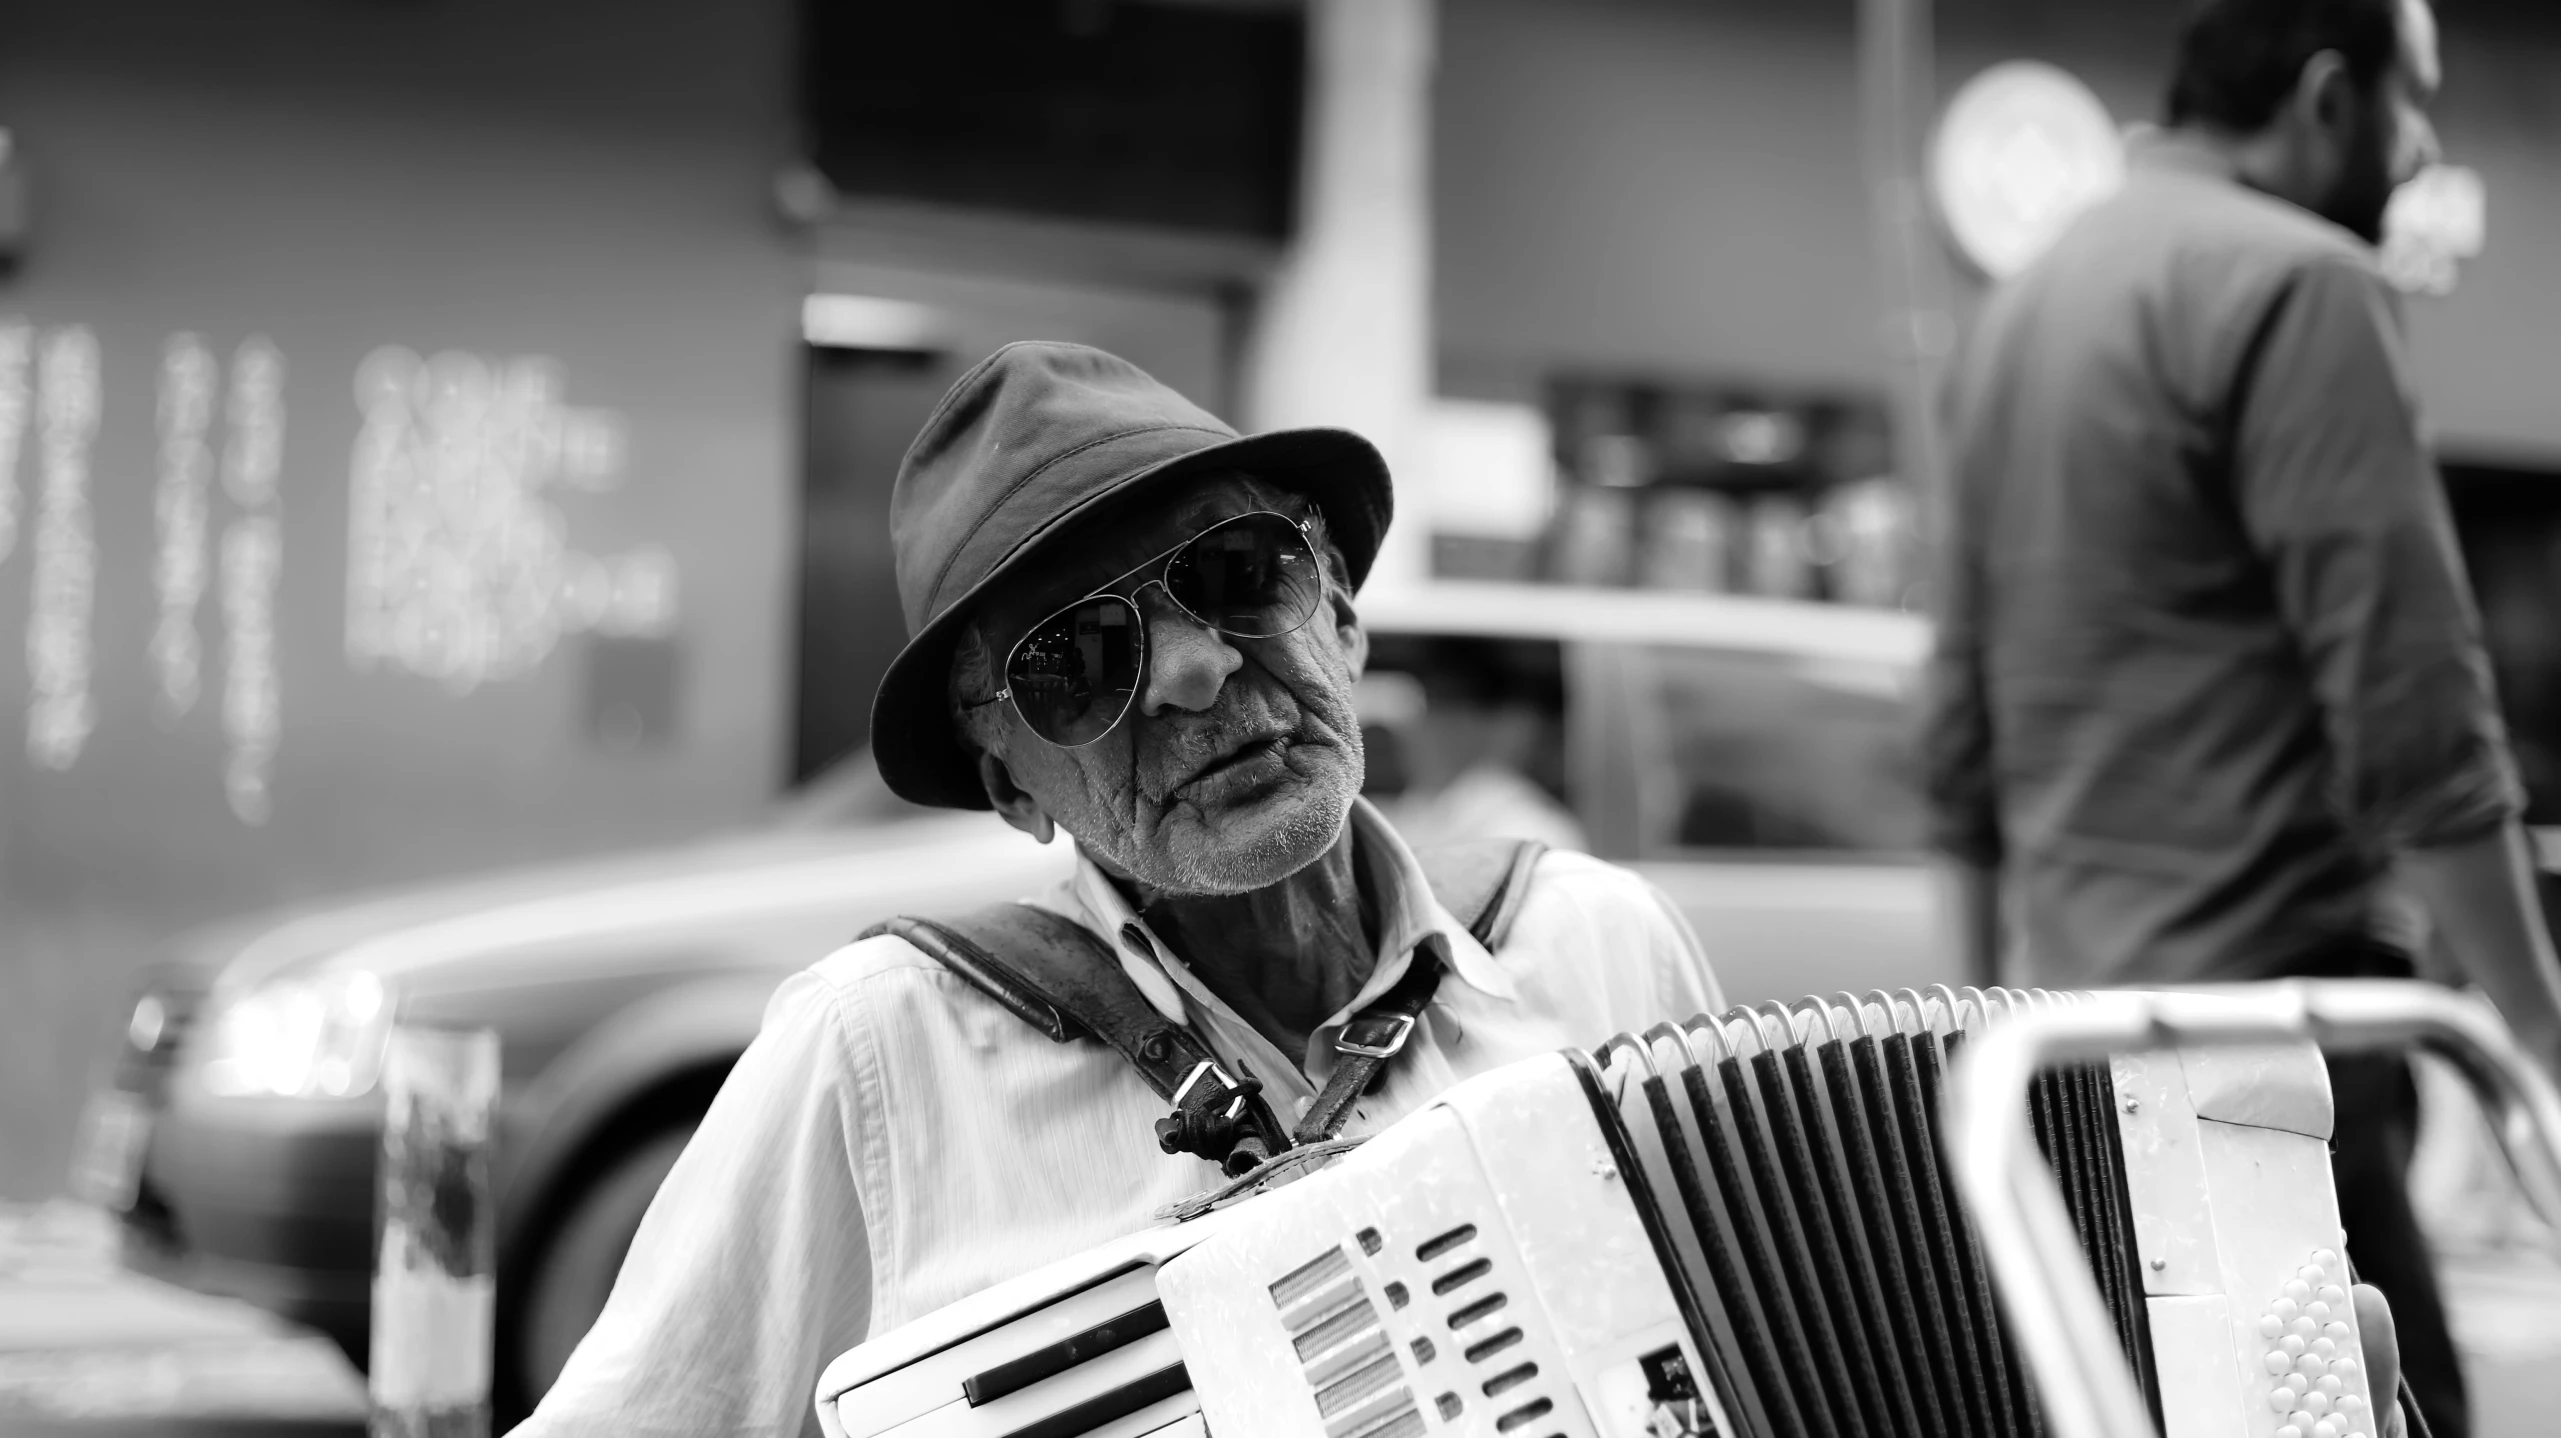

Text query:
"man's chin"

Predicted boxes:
[[1141, 767, 1358, 895]]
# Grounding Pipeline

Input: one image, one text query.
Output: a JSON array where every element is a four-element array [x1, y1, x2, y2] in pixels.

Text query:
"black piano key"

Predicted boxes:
[[994, 1361, 1190, 1438], [964, 1302, 1171, 1406]]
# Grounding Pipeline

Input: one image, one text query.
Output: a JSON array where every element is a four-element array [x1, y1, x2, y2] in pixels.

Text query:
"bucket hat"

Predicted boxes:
[[868, 341, 1393, 809]]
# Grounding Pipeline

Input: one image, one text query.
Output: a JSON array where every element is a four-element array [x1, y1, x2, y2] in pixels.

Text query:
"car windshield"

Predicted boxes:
[[770, 750, 939, 830], [1639, 644, 1924, 855]]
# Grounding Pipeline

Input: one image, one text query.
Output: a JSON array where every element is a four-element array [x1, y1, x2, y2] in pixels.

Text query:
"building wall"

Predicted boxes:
[[1435, 0, 2561, 463], [0, 0, 803, 1195]]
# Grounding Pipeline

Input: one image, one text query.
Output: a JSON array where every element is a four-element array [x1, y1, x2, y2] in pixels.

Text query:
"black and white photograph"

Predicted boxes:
[[2, 3, 2559, 1437]]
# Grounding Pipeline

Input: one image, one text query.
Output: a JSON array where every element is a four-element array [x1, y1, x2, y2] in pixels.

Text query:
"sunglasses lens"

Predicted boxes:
[[1165, 513, 1323, 639], [1006, 597, 1142, 746]]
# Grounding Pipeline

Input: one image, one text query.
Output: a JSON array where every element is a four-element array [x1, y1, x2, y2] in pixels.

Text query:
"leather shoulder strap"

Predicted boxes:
[[859, 904, 1290, 1176], [1414, 837, 1549, 951], [1289, 838, 1551, 1149]]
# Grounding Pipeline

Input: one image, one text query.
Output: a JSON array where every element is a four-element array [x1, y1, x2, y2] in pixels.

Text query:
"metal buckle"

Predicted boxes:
[[1171, 1060, 1236, 1104], [1334, 1012, 1417, 1060]]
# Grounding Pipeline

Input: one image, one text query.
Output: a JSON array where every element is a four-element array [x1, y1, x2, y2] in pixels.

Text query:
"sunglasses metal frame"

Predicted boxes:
[[964, 510, 1327, 748]]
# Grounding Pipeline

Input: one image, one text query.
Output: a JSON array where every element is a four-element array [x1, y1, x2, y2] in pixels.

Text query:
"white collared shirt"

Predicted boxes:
[[514, 802, 1720, 1438]]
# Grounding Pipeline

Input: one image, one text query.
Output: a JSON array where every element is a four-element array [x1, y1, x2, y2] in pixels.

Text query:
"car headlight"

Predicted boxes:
[[200, 970, 395, 1099]]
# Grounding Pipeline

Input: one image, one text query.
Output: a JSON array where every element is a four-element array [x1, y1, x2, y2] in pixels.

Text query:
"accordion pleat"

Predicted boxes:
[[1587, 988, 2163, 1438]]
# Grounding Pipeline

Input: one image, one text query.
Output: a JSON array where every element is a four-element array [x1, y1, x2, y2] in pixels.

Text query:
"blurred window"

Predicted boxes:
[[803, 0, 1303, 238], [1635, 645, 1922, 857], [2446, 460, 2561, 825]]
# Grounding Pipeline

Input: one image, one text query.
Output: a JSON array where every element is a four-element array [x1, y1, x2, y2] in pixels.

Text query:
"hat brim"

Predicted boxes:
[[868, 426, 1393, 810]]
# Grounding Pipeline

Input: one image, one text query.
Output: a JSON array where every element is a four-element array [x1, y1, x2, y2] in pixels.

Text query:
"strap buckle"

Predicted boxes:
[[1158, 1061, 1273, 1175], [1334, 1012, 1418, 1060], [1171, 1059, 1251, 1114]]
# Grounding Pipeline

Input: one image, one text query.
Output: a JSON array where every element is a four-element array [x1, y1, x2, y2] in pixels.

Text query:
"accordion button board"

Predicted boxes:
[[821, 988, 2376, 1438]]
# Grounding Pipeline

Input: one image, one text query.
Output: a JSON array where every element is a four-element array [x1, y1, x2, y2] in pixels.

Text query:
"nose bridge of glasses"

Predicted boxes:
[[1134, 580, 1238, 666]]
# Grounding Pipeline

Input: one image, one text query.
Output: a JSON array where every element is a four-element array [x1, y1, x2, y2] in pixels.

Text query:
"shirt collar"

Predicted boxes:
[[1067, 797, 1520, 1027], [2125, 125, 2241, 185]]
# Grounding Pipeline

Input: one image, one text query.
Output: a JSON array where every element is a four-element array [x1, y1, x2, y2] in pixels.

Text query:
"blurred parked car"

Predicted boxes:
[[71, 582, 1947, 1413]]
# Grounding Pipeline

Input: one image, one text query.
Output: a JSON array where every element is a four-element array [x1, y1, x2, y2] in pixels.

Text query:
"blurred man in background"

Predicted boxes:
[[1367, 637, 1589, 853], [1924, 2, 2561, 1432]]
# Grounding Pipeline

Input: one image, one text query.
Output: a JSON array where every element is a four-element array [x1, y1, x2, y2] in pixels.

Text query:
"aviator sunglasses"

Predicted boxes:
[[965, 510, 1328, 747]]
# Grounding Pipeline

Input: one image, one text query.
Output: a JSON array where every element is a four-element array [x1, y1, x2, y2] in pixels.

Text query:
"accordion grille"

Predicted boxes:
[[1587, 988, 2164, 1438]]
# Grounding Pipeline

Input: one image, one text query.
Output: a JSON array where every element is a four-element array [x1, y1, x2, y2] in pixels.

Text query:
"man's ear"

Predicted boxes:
[[976, 750, 1057, 844], [1329, 585, 1368, 680], [2293, 48, 2356, 146]]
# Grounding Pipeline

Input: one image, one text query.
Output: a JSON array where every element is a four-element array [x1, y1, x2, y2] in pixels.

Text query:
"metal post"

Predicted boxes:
[[1857, 0, 1954, 527], [371, 1025, 501, 1438]]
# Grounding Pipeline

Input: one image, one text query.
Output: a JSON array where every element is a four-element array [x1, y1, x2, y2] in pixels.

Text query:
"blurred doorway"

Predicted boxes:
[[790, 265, 1231, 784]]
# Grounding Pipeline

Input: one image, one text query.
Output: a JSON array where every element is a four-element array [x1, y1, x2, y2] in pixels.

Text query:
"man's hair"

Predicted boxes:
[[2164, 0, 2402, 133]]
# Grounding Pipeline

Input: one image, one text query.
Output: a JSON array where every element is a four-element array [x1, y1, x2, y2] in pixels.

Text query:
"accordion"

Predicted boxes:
[[816, 982, 2561, 1438]]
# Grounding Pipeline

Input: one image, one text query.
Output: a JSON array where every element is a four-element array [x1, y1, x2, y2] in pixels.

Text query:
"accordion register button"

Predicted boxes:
[[2284, 1279, 2313, 1302], [2319, 1285, 2348, 1307], [2260, 1315, 2285, 1339], [2278, 1426, 2303, 1438], [2275, 1298, 2302, 1321], [2293, 1316, 2318, 1338], [2307, 1300, 2332, 1321], [2314, 1248, 2340, 1266], [2281, 1336, 2307, 1358], [2266, 1352, 2295, 1376]]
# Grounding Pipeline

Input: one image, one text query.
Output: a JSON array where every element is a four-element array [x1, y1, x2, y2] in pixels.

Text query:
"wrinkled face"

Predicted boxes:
[[2323, 0, 2442, 243], [955, 473, 1368, 895]]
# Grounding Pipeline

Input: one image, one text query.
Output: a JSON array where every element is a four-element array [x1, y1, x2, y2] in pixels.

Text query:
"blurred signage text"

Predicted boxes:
[[346, 346, 674, 695]]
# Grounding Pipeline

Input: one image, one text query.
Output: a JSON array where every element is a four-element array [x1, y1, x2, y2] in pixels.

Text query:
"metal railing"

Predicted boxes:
[[1946, 980, 2561, 1438]]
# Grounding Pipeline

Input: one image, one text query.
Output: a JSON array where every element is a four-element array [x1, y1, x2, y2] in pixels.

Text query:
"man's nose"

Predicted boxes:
[[2403, 111, 2443, 184], [1137, 592, 1241, 716]]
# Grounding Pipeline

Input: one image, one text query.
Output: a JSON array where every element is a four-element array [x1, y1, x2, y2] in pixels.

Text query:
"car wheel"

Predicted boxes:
[[515, 1124, 695, 1405]]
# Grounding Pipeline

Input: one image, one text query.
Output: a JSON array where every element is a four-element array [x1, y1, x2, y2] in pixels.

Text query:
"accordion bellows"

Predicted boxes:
[[818, 988, 2374, 1438]]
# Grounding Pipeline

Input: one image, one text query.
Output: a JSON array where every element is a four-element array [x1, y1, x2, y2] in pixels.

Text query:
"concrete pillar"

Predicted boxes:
[[371, 1026, 501, 1438], [1244, 0, 1436, 593]]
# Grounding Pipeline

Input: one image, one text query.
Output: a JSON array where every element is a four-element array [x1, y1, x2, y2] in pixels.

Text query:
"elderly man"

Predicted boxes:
[[512, 342, 1721, 1436]]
